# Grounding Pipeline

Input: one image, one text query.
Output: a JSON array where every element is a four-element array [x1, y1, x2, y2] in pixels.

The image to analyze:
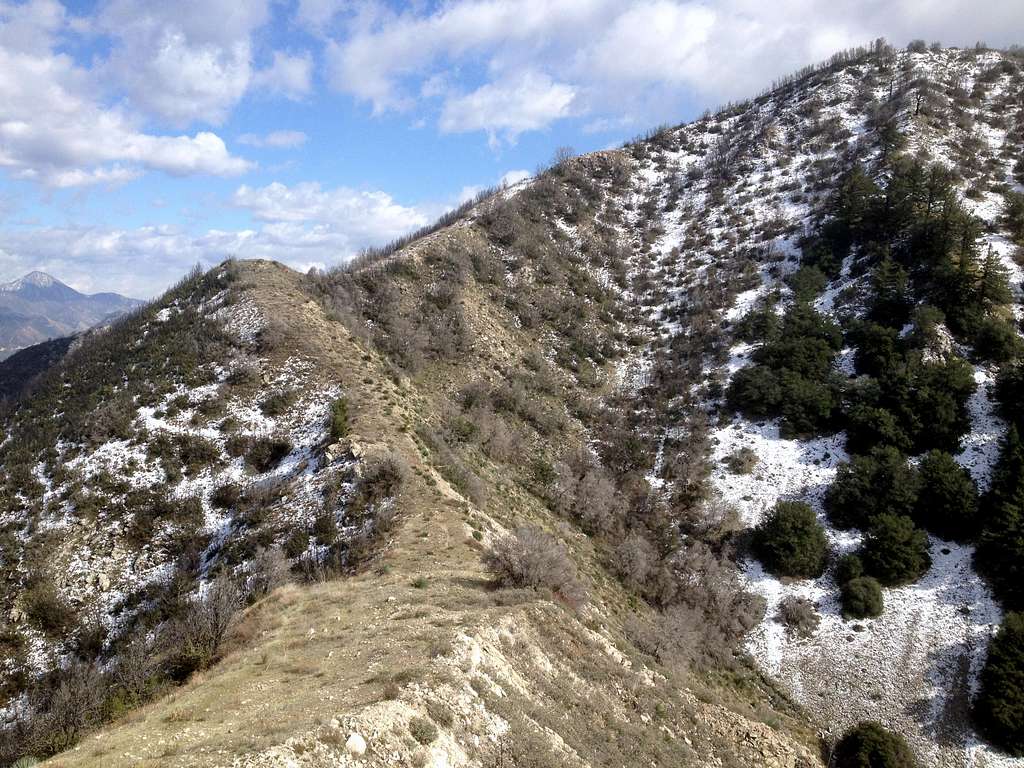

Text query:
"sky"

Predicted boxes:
[[0, 0, 1022, 298]]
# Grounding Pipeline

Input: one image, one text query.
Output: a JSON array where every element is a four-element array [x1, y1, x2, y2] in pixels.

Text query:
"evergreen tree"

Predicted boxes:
[[753, 501, 829, 578], [850, 321, 904, 378], [995, 369, 1024, 429], [979, 248, 1013, 309], [834, 721, 919, 767], [826, 446, 919, 529], [869, 257, 912, 326], [861, 513, 932, 586], [913, 450, 979, 541], [842, 576, 884, 619], [1004, 191, 1024, 245], [974, 612, 1024, 756], [977, 485, 1024, 612], [984, 425, 1024, 517]]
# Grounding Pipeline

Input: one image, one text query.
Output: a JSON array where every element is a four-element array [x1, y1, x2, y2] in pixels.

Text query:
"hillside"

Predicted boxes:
[[0, 272, 141, 360], [0, 336, 76, 401], [2, 41, 1024, 768]]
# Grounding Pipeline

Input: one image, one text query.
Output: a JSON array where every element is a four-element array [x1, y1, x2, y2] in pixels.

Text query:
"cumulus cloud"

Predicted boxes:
[[325, 0, 1024, 139], [0, 172, 490, 296], [97, 0, 270, 126], [253, 51, 314, 100], [0, 0, 253, 186], [0, 47, 252, 185], [233, 181, 428, 241], [439, 72, 576, 145], [500, 169, 531, 186], [237, 130, 309, 148]]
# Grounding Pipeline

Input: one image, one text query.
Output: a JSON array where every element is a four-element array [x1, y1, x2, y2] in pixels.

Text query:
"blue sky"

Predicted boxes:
[[0, 0, 1022, 297]]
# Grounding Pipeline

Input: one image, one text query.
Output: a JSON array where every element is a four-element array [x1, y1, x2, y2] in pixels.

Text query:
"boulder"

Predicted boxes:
[[345, 732, 367, 757]]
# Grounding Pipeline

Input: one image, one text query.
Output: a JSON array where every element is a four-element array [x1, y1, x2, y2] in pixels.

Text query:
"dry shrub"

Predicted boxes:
[[160, 572, 240, 681], [246, 546, 291, 600], [483, 526, 587, 608], [776, 596, 821, 638], [724, 446, 759, 474]]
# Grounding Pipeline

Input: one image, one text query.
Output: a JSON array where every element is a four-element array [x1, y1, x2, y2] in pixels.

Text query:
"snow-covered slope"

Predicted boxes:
[[4, 42, 1024, 768], [620, 45, 1024, 766]]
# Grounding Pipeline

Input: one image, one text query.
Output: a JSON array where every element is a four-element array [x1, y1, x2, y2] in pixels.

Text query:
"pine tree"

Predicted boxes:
[[834, 722, 919, 767], [985, 425, 1024, 517], [979, 248, 1013, 308], [861, 513, 932, 586], [1004, 191, 1024, 245], [870, 257, 911, 326], [753, 501, 829, 578], [974, 612, 1024, 756], [977, 485, 1024, 611], [913, 450, 979, 541]]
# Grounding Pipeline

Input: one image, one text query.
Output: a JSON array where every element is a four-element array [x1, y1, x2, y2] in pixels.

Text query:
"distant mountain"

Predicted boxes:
[[0, 271, 142, 358], [0, 334, 76, 400]]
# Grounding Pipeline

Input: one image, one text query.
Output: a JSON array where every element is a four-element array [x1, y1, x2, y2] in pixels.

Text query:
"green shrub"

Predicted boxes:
[[826, 446, 919, 529], [752, 501, 828, 578], [329, 397, 349, 441], [834, 721, 919, 767], [312, 512, 338, 544], [841, 576, 883, 619], [260, 390, 296, 417], [283, 530, 310, 559], [835, 553, 864, 585], [246, 436, 293, 472], [785, 265, 828, 302], [913, 450, 979, 541], [211, 483, 241, 509], [974, 612, 1024, 756], [409, 715, 438, 744], [861, 514, 931, 586], [23, 580, 77, 637]]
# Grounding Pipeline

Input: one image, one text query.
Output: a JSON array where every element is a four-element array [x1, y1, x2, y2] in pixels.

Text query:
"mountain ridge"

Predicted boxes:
[[1, 41, 1023, 768]]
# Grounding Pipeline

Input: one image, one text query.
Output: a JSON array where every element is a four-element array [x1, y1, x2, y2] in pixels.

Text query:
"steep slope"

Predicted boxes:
[[3, 40, 1024, 768], [612, 43, 1024, 767], [0, 335, 75, 401], [0, 272, 141, 359], [1, 162, 816, 765]]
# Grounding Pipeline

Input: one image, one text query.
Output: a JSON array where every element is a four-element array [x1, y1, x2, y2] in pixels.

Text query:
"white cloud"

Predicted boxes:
[[439, 72, 576, 145], [325, 0, 1024, 139], [500, 169, 531, 187], [97, 0, 271, 126], [238, 130, 309, 148], [253, 51, 314, 100], [0, 2, 253, 186], [295, 0, 349, 33], [233, 181, 428, 242], [0, 182, 427, 296]]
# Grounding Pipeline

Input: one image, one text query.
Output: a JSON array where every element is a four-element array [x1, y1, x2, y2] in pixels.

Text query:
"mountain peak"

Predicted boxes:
[[1, 270, 67, 292]]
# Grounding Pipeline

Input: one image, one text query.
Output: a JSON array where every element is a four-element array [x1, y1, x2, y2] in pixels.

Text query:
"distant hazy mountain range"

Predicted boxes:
[[0, 271, 142, 359]]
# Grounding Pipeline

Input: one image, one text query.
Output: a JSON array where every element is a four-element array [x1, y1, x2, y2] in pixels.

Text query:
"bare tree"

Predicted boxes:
[[483, 526, 587, 608]]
